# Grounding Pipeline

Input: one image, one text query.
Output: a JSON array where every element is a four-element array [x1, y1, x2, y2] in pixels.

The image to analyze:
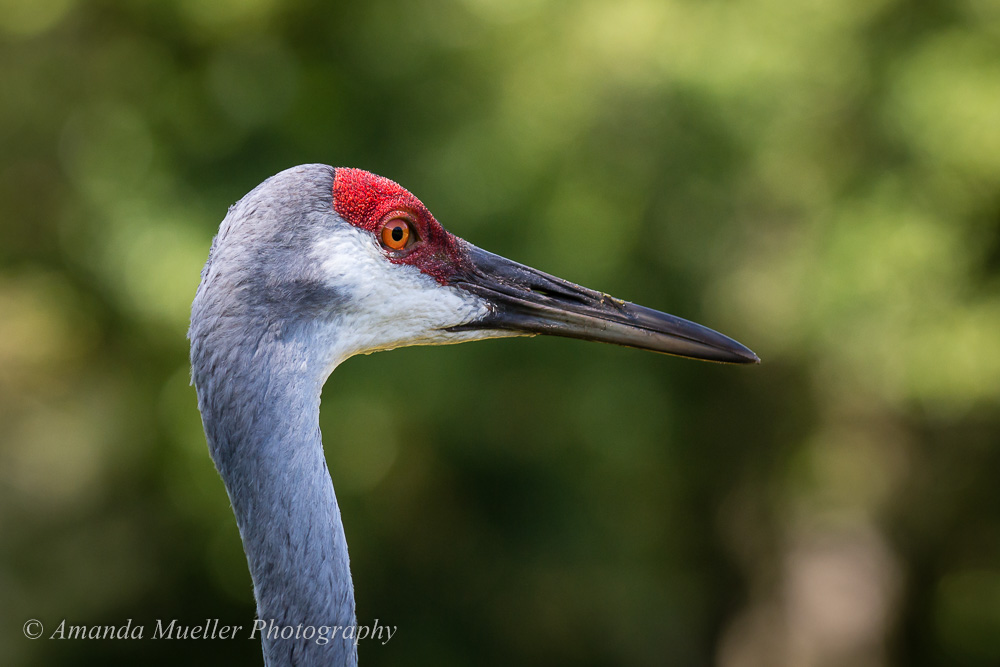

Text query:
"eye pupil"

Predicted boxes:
[[391, 226, 404, 242]]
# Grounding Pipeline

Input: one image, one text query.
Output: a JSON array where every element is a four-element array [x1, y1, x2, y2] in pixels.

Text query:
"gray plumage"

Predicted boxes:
[[191, 166, 357, 665], [190, 164, 758, 666]]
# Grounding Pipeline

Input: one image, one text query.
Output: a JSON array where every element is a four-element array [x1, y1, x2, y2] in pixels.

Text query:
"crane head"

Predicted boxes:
[[192, 164, 758, 377]]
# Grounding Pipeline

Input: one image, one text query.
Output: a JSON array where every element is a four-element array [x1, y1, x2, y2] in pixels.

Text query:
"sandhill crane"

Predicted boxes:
[[189, 164, 758, 666]]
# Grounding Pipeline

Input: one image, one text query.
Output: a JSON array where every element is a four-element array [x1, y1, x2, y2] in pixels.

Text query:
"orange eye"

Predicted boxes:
[[381, 218, 412, 250]]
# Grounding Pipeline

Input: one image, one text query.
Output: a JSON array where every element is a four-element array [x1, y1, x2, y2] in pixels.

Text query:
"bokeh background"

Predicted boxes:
[[3, 0, 1000, 665]]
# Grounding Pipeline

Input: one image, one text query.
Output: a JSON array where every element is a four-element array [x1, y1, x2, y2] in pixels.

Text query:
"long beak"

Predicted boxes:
[[449, 244, 759, 364]]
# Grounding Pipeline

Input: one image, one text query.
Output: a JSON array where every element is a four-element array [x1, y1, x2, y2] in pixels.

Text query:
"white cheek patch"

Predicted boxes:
[[311, 224, 513, 368]]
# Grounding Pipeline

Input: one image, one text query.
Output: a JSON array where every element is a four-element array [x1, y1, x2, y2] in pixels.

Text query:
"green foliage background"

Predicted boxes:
[[2, 0, 999, 665]]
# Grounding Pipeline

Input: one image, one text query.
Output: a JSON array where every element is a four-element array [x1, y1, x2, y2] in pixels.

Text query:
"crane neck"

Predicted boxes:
[[192, 333, 357, 666]]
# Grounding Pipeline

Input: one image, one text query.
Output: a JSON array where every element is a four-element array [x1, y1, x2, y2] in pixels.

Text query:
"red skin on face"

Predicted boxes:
[[332, 168, 470, 285]]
